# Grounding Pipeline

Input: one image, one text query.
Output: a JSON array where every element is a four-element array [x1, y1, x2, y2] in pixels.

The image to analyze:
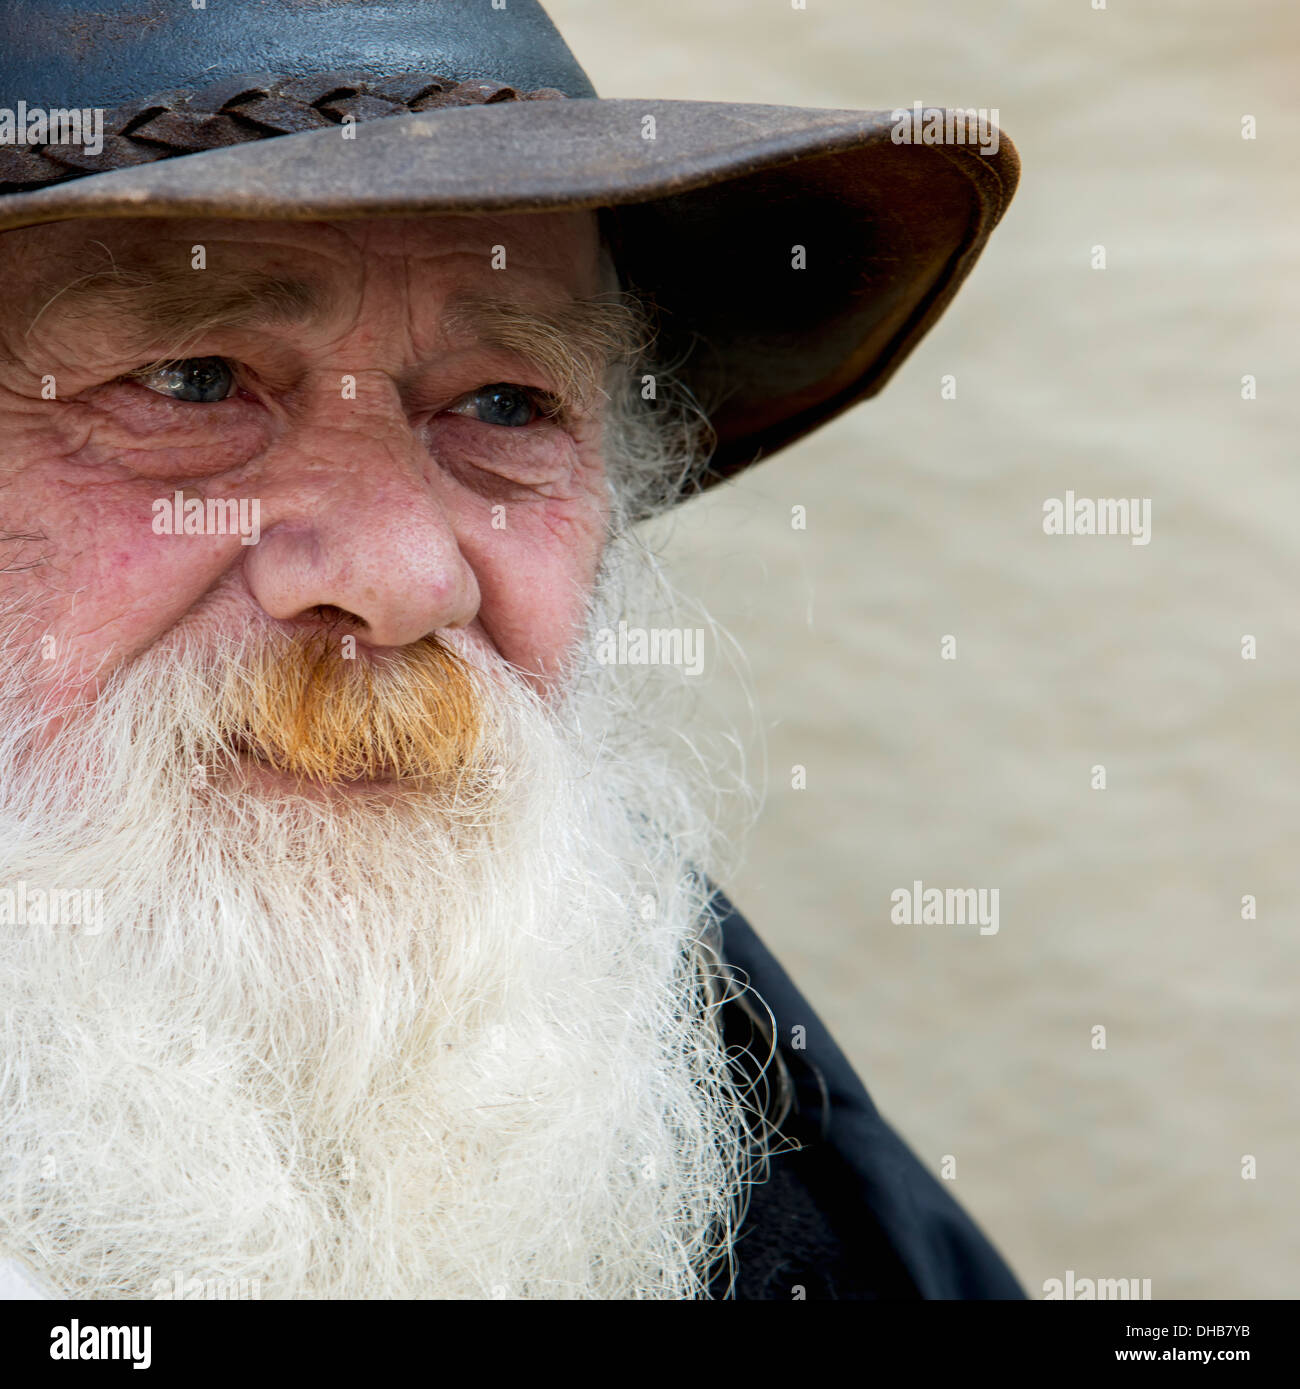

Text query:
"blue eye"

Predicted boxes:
[[453, 384, 543, 428], [133, 357, 235, 403]]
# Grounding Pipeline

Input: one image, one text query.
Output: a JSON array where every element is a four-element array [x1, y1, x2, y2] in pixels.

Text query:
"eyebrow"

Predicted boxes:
[[441, 290, 649, 409], [27, 262, 325, 352], [27, 258, 650, 410]]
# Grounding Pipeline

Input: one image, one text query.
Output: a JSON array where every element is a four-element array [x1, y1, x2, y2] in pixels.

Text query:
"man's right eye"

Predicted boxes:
[[128, 357, 237, 403]]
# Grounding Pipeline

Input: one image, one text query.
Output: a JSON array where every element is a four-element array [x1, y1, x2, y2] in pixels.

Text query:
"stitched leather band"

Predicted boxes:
[[0, 72, 565, 192]]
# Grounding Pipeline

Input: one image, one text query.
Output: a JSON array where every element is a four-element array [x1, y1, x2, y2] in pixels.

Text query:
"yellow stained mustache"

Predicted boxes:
[[217, 632, 481, 783]]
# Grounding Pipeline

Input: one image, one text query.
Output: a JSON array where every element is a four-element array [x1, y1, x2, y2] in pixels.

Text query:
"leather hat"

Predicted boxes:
[[0, 0, 1019, 495]]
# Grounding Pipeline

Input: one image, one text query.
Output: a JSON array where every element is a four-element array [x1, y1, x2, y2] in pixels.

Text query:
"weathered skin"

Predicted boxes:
[[0, 211, 610, 745]]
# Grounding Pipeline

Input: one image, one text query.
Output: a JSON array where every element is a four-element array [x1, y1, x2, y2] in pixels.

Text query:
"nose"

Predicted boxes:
[[241, 390, 480, 648]]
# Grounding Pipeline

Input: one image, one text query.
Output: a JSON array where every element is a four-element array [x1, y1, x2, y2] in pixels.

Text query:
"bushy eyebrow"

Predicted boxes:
[[26, 262, 326, 355], [437, 290, 649, 410], [24, 257, 651, 411]]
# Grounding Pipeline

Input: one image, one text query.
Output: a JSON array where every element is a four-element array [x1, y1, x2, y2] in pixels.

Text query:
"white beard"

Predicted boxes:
[[0, 538, 761, 1300]]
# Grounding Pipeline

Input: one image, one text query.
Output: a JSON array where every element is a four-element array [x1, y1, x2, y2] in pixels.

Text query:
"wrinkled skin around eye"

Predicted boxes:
[[0, 211, 614, 728], [135, 359, 552, 429]]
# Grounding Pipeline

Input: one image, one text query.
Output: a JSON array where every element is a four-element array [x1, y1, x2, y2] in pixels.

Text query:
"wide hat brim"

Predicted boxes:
[[0, 97, 1018, 488]]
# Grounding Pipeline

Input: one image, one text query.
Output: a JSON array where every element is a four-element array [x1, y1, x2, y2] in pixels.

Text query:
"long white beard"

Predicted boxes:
[[0, 542, 761, 1299]]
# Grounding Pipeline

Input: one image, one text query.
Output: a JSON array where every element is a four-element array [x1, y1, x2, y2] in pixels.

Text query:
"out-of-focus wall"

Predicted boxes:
[[547, 0, 1300, 1298]]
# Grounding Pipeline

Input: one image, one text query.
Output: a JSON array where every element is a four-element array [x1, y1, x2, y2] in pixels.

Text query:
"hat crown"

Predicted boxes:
[[0, 0, 596, 108]]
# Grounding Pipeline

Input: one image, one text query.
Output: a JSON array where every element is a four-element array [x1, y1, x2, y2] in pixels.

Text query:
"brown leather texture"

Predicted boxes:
[[0, 71, 566, 192]]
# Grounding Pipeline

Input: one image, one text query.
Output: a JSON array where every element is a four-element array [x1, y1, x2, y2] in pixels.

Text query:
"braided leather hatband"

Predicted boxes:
[[0, 72, 566, 193]]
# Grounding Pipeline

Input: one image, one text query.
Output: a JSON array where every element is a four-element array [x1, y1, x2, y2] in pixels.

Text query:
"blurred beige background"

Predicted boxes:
[[548, 0, 1299, 1298]]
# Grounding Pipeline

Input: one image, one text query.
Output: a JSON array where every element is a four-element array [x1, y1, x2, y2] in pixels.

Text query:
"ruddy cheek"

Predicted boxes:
[[55, 512, 224, 662], [109, 541, 161, 573]]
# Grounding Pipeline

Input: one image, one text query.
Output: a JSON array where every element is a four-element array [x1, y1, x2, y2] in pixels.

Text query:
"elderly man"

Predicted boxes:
[[0, 1, 1021, 1300]]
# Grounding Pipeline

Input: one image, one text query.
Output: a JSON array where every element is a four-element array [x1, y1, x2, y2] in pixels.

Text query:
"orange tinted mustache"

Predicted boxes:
[[218, 632, 482, 783]]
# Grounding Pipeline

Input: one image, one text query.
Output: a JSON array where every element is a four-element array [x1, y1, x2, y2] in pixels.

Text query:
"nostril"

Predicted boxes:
[[302, 603, 365, 631]]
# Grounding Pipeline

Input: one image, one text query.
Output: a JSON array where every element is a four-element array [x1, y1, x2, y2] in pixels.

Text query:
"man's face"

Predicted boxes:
[[0, 211, 611, 741], [0, 207, 751, 1301]]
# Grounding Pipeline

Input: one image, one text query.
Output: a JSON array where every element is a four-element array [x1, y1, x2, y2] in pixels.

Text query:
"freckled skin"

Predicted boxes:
[[0, 213, 610, 724]]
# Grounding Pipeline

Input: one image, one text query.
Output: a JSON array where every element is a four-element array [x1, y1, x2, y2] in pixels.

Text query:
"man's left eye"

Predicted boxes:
[[130, 357, 236, 403], [446, 384, 549, 428]]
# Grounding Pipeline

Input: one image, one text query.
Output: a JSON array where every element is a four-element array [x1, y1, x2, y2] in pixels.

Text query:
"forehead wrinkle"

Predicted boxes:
[[25, 261, 328, 359], [440, 290, 650, 410]]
